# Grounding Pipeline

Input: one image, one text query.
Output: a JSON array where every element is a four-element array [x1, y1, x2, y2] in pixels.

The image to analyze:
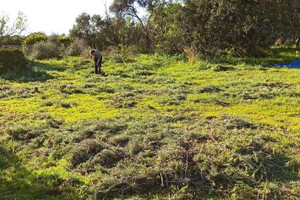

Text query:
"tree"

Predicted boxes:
[[70, 13, 105, 48], [110, 0, 162, 50], [289, 0, 300, 46], [152, 2, 182, 54], [179, 0, 300, 57], [70, 12, 144, 50], [0, 12, 27, 46], [101, 17, 144, 47], [152, 0, 300, 57]]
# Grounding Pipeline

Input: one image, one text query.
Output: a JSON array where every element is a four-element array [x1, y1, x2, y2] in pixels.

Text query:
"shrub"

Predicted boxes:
[[58, 36, 72, 47], [65, 38, 90, 57], [180, 0, 300, 57], [47, 35, 72, 47], [23, 33, 48, 46], [1, 36, 23, 45], [183, 46, 198, 64], [0, 48, 28, 73], [22, 33, 48, 53], [31, 41, 62, 59]]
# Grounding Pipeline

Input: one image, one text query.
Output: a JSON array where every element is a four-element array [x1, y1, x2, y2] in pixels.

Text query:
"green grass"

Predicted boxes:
[[1, 46, 300, 199]]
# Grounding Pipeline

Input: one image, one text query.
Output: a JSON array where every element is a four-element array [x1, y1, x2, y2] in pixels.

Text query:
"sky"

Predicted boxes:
[[1, 0, 114, 35]]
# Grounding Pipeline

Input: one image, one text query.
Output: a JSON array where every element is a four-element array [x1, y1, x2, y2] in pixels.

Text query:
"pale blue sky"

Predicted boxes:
[[1, 0, 113, 35]]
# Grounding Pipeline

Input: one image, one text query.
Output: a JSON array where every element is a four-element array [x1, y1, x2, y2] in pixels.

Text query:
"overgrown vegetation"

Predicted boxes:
[[0, 48, 28, 72], [67, 0, 300, 56], [30, 41, 62, 59], [0, 46, 300, 199]]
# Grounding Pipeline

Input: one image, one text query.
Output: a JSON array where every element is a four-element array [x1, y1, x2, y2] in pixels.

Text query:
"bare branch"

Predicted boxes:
[[0, 12, 27, 40]]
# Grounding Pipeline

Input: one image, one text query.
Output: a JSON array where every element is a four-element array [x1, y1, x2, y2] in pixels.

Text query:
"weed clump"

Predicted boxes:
[[223, 81, 291, 101], [221, 115, 257, 129], [109, 92, 138, 108], [5, 125, 41, 141], [212, 65, 235, 72], [0, 85, 33, 98], [196, 85, 223, 93], [89, 148, 125, 168], [60, 84, 84, 94], [71, 139, 105, 167]]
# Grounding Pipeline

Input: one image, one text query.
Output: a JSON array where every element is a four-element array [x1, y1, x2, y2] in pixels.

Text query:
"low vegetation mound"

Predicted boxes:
[[0, 48, 28, 73]]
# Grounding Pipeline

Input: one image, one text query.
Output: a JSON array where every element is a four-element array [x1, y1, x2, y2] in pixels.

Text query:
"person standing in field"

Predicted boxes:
[[90, 49, 105, 75]]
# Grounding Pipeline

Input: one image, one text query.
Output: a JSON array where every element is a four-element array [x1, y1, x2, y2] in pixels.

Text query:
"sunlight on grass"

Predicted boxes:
[[1, 47, 300, 199]]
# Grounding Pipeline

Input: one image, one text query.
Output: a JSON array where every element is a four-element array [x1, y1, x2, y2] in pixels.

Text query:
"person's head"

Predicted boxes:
[[90, 50, 96, 56]]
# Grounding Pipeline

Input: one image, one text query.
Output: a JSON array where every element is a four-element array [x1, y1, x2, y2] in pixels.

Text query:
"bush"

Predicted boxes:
[[0, 48, 28, 73], [58, 36, 72, 47], [31, 41, 62, 59], [1, 36, 23, 45], [48, 35, 72, 47], [183, 46, 198, 64], [65, 38, 90, 57], [180, 0, 300, 57], [22, 33, 48, 54], [23, 33, 48, 46]]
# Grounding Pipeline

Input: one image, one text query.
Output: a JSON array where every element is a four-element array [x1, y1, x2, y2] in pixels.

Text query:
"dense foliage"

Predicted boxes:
[[69, 0, 300, 57], [0, 36, 23, 46], [30, 41, 62, 59], [110, 0, 161, 50], [65, 38, 90, 57], [70, 13, 144, 50], [23, 33, 48, 46], [178, 0, 299, 57], [0, 48, 28, 72]]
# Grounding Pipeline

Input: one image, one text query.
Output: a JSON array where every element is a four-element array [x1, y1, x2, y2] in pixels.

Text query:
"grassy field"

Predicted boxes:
[[1, 46, 300, 199]]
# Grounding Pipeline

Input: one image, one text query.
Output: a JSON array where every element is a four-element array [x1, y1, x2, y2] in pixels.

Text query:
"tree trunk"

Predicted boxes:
[[297, 37, 300, 47], [146, 32, 151, 51]]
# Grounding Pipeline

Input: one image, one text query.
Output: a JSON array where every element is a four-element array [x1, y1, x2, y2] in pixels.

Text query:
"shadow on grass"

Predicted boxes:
[[212, 46, 300, 67], [0, 61, 59, 82], [0, 68, 54, 82], [35, 61, 67, 72], [0, 146, 82, 200]]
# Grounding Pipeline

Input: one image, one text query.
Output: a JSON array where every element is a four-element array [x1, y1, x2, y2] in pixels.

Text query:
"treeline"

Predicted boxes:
[[70, 0, 300, 57], [1, 0, 300, 58]]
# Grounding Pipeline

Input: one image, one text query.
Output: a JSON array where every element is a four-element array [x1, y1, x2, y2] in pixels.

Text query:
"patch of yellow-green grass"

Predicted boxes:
[[0, 94, 120, 123], [46, 94, 119, 122], [1, 47, 300, 199], [225, 98, 300, 130]]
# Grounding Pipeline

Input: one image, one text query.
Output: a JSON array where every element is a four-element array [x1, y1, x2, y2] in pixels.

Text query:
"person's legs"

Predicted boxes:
[[94, 58, 99, 74], [98, 57, 105, 75]]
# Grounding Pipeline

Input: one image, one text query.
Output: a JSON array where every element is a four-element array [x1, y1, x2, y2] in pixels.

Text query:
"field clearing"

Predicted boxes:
[[1, 47, 300, 199]]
